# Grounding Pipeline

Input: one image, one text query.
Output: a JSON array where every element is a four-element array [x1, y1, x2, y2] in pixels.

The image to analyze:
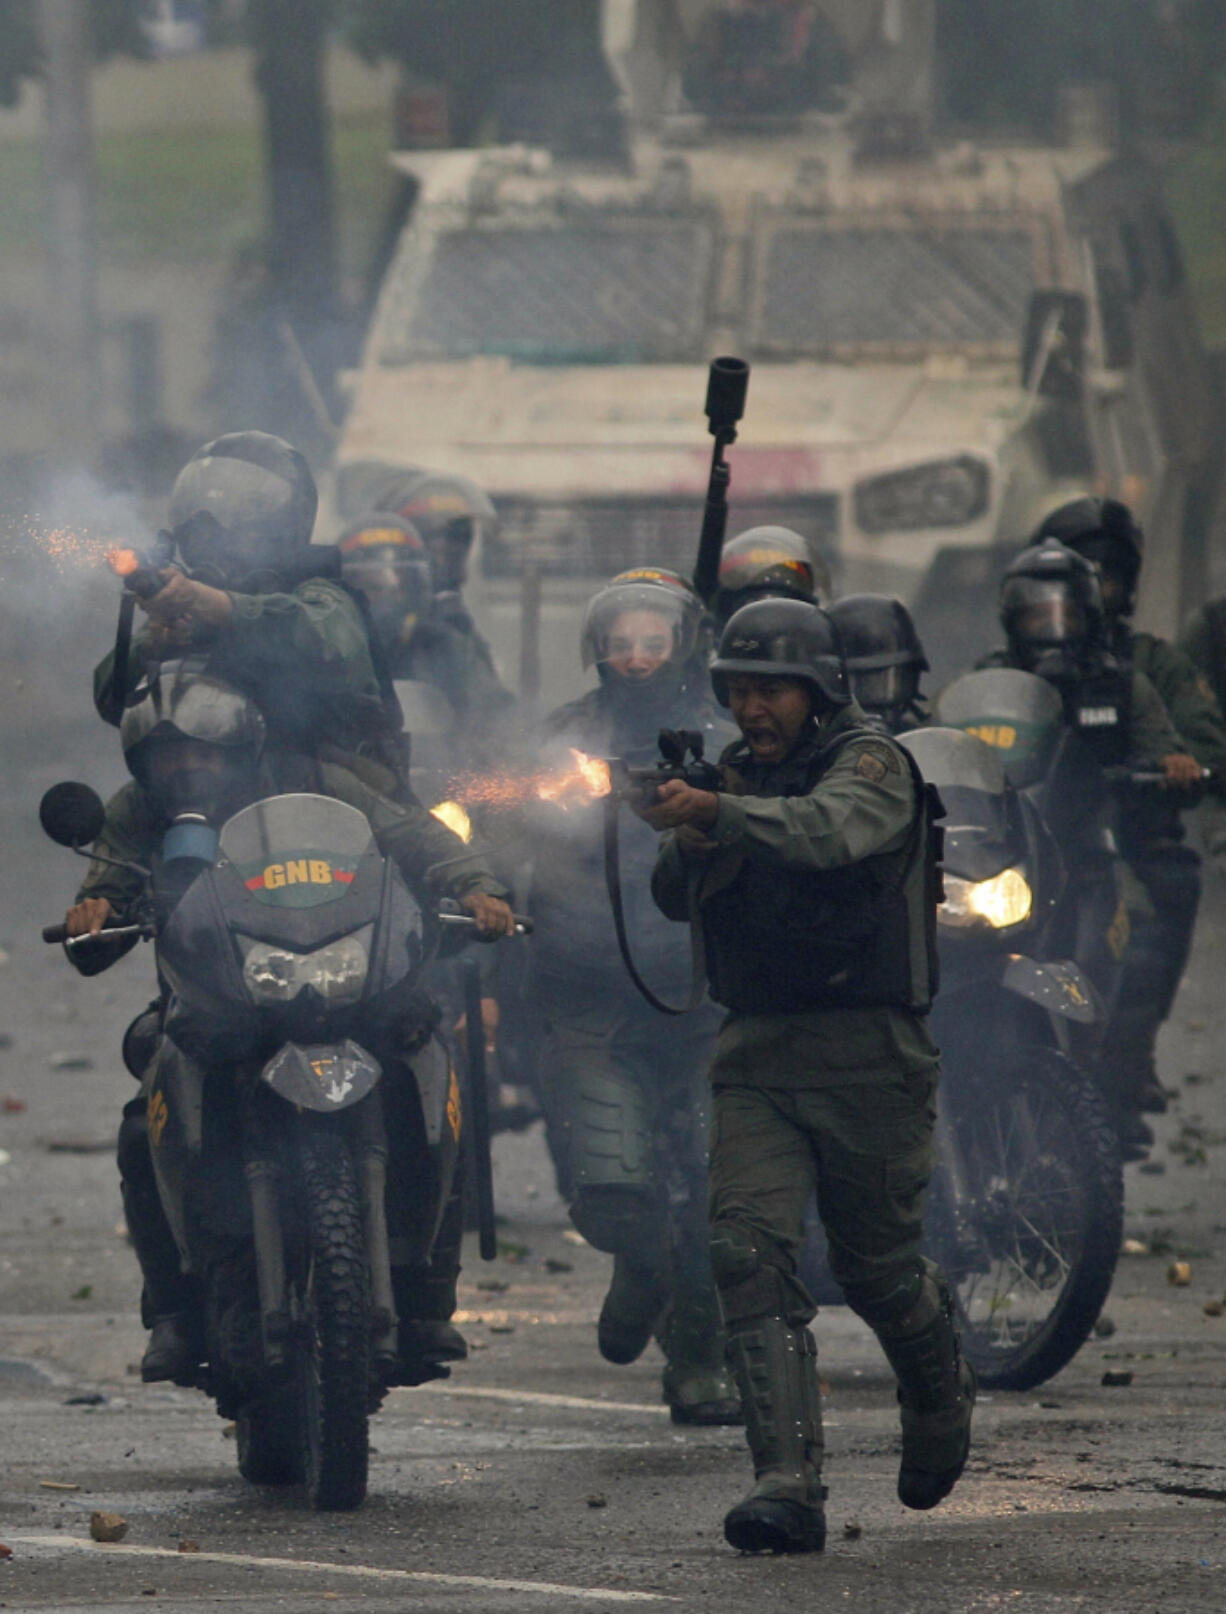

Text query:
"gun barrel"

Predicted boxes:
[[107, 547, 168, 600], [705, 356, 750, 435]]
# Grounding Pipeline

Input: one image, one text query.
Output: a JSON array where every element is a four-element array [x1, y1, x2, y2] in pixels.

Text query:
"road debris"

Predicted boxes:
[[585, 1493, 608, 1508], [89, 1512, 128, 1543], [1167, 1261, 1193, 1286], [38, 1480, 80, 1492], [1102, 1370, 1134, 1387], [843, 1520, 863, 1540]]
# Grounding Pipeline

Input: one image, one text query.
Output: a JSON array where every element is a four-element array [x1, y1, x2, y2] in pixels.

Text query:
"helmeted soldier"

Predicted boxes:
[[65, 663, 514, 1385], [337, 509, 516, 778], [828, 593, 929, 735], [642, 597, 973, 1553], [527, 571, 741, 1426], [712, 525, 830, 632], [95, 433, 400, 784], [1034, 499, 1226, 1117], [985, 536, 1201, 1152]]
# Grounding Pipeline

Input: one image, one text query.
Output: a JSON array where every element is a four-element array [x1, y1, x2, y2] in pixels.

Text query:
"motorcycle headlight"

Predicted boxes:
[[241, 933, 370, 1005], [940, 868, 1032, 931]]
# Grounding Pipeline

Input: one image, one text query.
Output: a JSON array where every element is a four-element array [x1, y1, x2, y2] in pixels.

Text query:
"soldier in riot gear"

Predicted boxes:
[[642, 597, 972, 1554], [828, 594, 929, 735], [527, 572, 741, 1426], [1036, 499, 1226, 1117], [337, 510, 516, 774], [985, 536, 1201, 1150], [94, 433, 400, 785], [64, 664, 514, 1385], [712, 526, 830, 632]]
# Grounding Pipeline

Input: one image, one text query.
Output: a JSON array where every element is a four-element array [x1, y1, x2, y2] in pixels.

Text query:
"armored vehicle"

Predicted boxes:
[[337, 1, 1222, 693]]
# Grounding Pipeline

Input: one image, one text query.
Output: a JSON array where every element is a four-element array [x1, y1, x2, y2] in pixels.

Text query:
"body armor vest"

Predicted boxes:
[[700, 727, 941, 1016]]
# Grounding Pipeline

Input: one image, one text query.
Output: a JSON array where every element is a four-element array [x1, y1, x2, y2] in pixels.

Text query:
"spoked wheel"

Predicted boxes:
[[296, 1127, 371, 1510], [933, 1048, 1123, 1391]]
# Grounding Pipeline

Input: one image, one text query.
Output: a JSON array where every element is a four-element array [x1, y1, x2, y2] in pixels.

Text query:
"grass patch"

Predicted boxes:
[[0, 108, 393, 283]]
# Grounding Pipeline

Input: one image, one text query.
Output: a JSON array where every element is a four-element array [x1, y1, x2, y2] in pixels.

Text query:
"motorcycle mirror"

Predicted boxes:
[[39, 782, 106, 849]]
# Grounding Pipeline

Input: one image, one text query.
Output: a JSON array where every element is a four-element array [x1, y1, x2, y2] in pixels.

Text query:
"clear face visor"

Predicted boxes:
[[584, 582, 699, 676], [1005, 580, 1088, 649], [849, 663, 921, 713], [342, 550, 431, 614]]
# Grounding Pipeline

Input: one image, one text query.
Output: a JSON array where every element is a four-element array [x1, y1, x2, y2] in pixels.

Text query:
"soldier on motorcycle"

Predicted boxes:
[[983, 537, 1201, 1154], [63, 663, 514, 1386], [1035, 498, 1226, 1120]]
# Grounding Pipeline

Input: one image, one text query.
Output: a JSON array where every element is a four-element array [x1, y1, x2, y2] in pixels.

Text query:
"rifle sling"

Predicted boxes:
[[603, 796, 707, 1016]]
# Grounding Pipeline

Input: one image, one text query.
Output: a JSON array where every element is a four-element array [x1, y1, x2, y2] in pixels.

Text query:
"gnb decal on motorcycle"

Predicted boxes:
[[1078, 706, 1120, 727], [239, 852, 357, 908]]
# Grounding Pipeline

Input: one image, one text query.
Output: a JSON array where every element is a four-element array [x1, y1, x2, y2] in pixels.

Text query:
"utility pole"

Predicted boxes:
[[39, 0, 102, 466]]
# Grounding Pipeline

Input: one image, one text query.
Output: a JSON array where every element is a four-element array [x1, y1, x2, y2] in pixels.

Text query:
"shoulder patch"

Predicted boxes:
[[853, 740, 899, 782]]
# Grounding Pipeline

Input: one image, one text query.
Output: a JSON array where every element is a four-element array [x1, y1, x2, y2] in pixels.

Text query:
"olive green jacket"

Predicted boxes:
[[1130, 630, 1226, 787], [77, 758, 507, 917], [653, 701, 939, 1087], [94, 578, 385, 753]]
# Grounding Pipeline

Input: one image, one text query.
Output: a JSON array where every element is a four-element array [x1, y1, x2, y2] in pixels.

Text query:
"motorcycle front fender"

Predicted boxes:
[[260, 1039, 381, 1112], [999, 955, 1102, 1024]]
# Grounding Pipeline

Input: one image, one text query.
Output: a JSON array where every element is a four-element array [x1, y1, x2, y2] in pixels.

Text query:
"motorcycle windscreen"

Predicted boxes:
[[219, 794, 375, 910], [899, 726, 1015, 881], [932, 668, 1063, 789]]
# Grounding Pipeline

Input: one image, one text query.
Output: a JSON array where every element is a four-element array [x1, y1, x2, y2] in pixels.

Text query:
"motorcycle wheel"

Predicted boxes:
[[933, 1047, 1123, 1392], [297, 1127, 372, 1510]]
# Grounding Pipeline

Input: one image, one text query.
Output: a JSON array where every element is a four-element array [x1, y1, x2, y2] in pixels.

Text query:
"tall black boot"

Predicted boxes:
[[874, 1269, 975, 1511], [722, 1315, 826, 1554], [393, 1185, 468, 1385], [657, 1237, 741, 1426], [121, 1177, 200, 1384]]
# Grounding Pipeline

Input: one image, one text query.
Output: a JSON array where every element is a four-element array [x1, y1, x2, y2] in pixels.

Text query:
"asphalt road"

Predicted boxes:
[[1, 610, 1225, 1611]]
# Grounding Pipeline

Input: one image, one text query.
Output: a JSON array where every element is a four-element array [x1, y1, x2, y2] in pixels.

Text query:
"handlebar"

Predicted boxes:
[[44, 913, 534, 947], [438, 912, 535, 937], [43, 922, 148, 948], [1103, 765, 1213, 787]]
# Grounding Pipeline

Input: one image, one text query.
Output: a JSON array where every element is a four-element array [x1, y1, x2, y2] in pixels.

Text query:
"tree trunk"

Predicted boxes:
[[38, 0, 101, 465], [248, 0, 339, 373]]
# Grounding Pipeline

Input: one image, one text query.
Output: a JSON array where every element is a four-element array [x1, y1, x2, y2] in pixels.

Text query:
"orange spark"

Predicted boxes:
[[536, 749, 612, 809], [107, 548, 140, 578]]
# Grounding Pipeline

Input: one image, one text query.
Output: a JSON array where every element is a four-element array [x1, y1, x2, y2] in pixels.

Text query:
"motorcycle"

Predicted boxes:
[[40, 779, 529, 1510], [902, 666, 1128, 1390]]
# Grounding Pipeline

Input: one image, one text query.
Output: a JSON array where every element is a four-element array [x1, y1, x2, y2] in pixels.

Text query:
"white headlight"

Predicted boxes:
[[242, 935, 370, 1005], [940, 868, 1032, 931]]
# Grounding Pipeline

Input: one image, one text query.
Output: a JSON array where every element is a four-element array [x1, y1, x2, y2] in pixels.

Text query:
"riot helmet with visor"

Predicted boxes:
[[828, 594, 928, 730], [168, 432, 318, 584]]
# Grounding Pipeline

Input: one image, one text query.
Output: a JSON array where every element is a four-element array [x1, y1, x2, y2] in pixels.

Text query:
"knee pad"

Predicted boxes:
[[570, 1184, 661, 1257], [709, 1218, 797, 1325], [841, 1257, 939, 1337]]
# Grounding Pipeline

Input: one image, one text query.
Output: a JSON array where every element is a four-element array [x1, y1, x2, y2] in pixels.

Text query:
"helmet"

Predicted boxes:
[[337, 512, 433, 654], [580, 576, 704, 677], [376, 470, 498, 593], [1000, 538, 1105, 672], [828, 594, 928, 724], [168, 432, 318, 581], [121, 662, 266, 824], [710, 598, 849, 710], [713, 527, 830, 627], [1033, 496, 1144, 616]]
